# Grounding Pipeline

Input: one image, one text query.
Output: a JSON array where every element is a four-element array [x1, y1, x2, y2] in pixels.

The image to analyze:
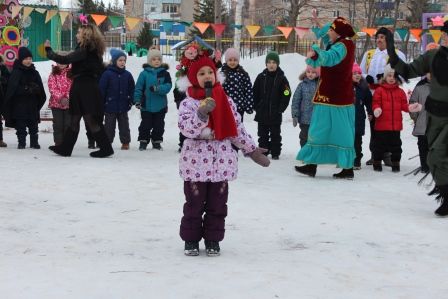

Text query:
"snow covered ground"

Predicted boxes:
[[1, 54, 447, 299]]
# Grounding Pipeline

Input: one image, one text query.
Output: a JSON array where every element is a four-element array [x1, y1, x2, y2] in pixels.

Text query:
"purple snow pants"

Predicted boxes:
[[180, 181, 229, 242]]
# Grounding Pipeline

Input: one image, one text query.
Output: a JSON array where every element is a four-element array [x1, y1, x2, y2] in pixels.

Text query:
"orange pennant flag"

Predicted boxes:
[[429, 30, 442, 44], [59, 11, 70, 25], [245, 25, 261, 38], [11, 5, 22, 18], [126, 17, 141, 30], [22, 7, 34, 19], [90, 14, 107, 26], [409, 29, 423, 42], [361, 28, 376, 37], [277, 26, 293, 39], [193, 22, 210, 34]]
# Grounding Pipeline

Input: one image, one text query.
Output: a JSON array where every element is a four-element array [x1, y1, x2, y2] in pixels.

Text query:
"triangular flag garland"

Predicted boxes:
[[35, 8, 47, 14], [409, 29, 423, 42], [125, 17, 141, 31], [294, 27, 309, 39], [429, 30, 442, 44], [90, 14, 108, 26], [59, 11, 70, 25], [361, 28, 377, 37], [11, 5, 22, 18], [210, 23, 226, 37], [109, 16, 124, 28], [45, 10, 58, 24], [232, 24, 243, 30], [277, 26, 293, 39], [245, 25, 261, 38], [395, 28, 408, 41], [263, 25, 275, 36], [22, 7, 34, 20], [193, 22, 210, 34]]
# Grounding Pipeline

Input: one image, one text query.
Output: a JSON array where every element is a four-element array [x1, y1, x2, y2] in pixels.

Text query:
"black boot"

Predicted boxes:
[[17, 135, 26, 149], [90, 129, 114, 158], [333, 168, 354, 179], [294, 164, 317, 177], [383, 153, 392, 167], [435, 185, 448, 217], [184, 241, 199, 256], [30, 134, 40, 149], [152, 140, 163, 150], [204, 240, 220, 257], [49, 129, 79, 156], [139, 140, 148, 151], [88, 140, 96, 149], [373, 160, 382, 172], [391, 161, 400, 173]]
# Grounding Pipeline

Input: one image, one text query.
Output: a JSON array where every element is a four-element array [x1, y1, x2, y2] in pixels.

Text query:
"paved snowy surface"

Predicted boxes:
[[1, 55, 446, 299]]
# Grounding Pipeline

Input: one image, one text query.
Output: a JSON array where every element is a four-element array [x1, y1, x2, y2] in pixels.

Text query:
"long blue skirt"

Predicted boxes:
[[297, 104, 355, 169]]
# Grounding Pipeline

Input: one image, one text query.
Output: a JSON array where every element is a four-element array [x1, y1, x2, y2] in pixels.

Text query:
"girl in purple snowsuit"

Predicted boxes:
[[177, 55, 270, 256]]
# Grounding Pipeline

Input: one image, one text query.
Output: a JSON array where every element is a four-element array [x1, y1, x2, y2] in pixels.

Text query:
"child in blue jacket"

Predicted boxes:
[[134, 49, 172, 150], [99, 49, 135, 150]]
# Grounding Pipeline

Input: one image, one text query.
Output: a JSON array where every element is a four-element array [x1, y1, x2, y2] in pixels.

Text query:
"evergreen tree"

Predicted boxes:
[[137, 23, 154, 49], [78, 0, 98, 14], [190, 0, 228, 38]]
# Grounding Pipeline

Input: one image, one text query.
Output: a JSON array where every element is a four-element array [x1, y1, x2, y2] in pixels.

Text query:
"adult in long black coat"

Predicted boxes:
[[44, 24, 113, 158]]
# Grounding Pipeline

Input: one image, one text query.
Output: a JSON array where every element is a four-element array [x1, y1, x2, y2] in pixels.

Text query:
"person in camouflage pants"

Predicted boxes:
[[385, 21, 448, 217]]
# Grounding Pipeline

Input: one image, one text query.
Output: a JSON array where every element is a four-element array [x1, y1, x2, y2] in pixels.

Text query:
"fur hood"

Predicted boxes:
[[176, 71, 225, 93], [142, 63, 169, 70]]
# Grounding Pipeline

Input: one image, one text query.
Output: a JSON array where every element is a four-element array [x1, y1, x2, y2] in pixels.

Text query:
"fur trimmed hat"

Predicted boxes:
[[147, 49, 162, 65], [331, 17, 355, 38]]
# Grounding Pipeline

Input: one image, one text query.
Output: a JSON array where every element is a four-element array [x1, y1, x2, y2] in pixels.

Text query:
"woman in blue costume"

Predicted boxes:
[[295, 17, 356, 179]]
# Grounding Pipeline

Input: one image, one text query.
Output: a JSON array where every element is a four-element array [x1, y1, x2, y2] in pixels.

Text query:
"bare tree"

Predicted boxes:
[[286, 0, 310, 52], [214, 0, 222, 50]]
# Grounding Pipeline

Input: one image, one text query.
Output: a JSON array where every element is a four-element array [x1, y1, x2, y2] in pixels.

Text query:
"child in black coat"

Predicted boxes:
[[3, 48, 46, 149], [252, 51, 291, 160]]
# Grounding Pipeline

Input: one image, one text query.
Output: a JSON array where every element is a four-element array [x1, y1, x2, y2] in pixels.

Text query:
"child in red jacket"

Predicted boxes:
[[372, 65, 420, 172]]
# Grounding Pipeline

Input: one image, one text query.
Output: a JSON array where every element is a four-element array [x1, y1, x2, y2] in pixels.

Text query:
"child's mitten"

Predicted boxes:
[[197, 98, 216, 120], [374, 108, 382, 118], [249, 148, 270, 167], [292, 117, 298, 127]]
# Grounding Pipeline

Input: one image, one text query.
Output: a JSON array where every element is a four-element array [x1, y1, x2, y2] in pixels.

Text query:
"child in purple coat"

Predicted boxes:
[[177, 56, 270, 256]]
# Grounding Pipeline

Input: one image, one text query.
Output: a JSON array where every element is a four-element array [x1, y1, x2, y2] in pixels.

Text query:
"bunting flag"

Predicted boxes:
[[263, 25, 275, 36], [245, 25, 260, 38], [22, 7, 33, 20], [294, 27, 309, 39], [35, 8, 46, 14], [395, 28, 408, 41], [429, 30, 443, 44], [90, 14, 107, 26], [45, 10, 57, 23], [232, 24, 243, 30], [109, 15, 124, 28], [361, 28, 376, 37], [277, 26, 293, 39], [193, 22, 210, 34], [125, 17, 140, 30], [11, 5, 22, 18], [59, 11, 70, 25], [210, 23, 226, 37], [409, 29, 422, 41]]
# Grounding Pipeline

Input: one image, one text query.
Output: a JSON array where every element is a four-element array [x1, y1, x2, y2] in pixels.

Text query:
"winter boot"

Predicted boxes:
[[383, 153, 393, 167], [294, 164, 317, 177], [373, 160, 382, 172], [17, 143, 26, 149], [88, 140, 96, 149], [90, 129, 114, 158], [121, 143, 129, 150], [152, 140, 163, 150], [184, 241, 199, 256], [272, 155, 279, 160], [139, 140, 148, 151], [30, 134, 40, 149], [391, 161, 400, 173], [204, 240, 220, 257], [353, 159, 361, 170], [0, 140, 7, 147], [17, 135, 26, 149], [434, 185, 448, 217], [365, 157, 373, 166], [49, 129, 79, 157], [333, 168, 354, 180]]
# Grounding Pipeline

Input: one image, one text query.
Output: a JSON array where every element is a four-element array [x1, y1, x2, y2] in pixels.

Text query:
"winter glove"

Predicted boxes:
[[149, 85, 158, 92], [408, 103, 422, 113], [374, 108, 382, 118], [365, 75, 374, 85], [60, 97, 69, 108], [292, 117, 298, 127], [385, 30, 399, 67], [135, 102, 142, 110], [197, 97, 216, 120], [376, 73, 384, 82], [249, 148, 270, 167]]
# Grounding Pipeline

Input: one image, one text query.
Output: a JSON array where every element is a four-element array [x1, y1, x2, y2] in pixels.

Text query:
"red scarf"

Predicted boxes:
[[188, 82, 238, 140]]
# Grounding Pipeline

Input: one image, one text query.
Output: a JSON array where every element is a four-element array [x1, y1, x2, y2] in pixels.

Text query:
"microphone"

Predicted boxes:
[[204, 81, 213, 98]]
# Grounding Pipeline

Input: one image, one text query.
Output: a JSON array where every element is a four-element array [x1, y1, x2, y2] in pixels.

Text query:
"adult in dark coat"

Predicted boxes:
[[0, 57, 9, 147], [2, 48, 46, 149], [44, 24, 113, 158]]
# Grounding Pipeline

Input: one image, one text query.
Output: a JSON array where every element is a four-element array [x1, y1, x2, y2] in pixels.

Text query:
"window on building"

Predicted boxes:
[[162, 4, 179, 13], [333, 10, 340, 17]]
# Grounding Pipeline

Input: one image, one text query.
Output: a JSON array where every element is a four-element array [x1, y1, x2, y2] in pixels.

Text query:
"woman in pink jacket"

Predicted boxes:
[[48, 63, 72, 146], [177, 55, 269, 257]]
